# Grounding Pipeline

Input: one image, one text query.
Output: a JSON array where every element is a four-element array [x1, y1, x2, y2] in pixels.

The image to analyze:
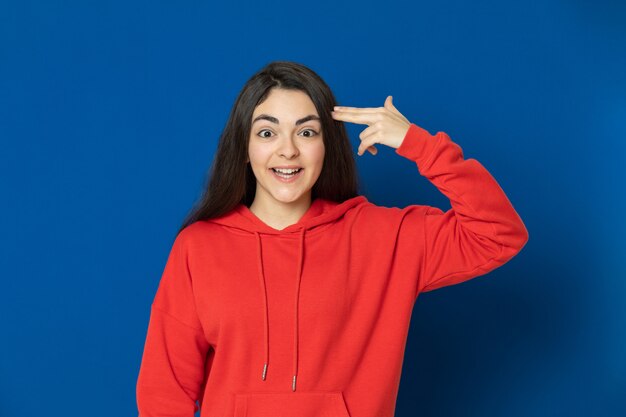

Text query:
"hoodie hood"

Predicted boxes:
[[207, 195, 369, 391]]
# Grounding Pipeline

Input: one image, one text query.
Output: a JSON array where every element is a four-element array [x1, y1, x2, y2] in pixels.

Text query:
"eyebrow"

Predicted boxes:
[[252, 114, 321, 126]]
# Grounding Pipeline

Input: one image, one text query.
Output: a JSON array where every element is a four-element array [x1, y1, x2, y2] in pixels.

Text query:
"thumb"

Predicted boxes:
[[385, 95, 409, 123], [385, 95, 399, 114]]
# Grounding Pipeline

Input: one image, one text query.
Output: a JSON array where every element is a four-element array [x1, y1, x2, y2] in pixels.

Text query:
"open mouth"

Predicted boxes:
[[270, 168, 304, 181]]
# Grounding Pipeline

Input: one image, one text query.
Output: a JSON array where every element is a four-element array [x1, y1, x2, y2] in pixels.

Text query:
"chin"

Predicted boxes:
[[270, 188, 312, 204], [273, 193, 306, 204]]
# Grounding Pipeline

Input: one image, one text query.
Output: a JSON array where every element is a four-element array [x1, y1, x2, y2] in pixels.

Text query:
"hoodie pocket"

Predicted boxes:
[[233, 390, 351, 417]]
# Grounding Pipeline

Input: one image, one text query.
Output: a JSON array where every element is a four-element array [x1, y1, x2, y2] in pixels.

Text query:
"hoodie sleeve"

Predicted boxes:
[[394, 123, 529, 297], [136, 228, 210, 417]]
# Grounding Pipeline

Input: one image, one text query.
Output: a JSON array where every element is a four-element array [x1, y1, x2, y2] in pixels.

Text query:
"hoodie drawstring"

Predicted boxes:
[[254, 228, 306, 392], [254, 231, 270, 382]]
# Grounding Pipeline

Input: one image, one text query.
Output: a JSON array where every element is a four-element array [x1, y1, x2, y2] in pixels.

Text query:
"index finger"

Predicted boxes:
[[331, 110, 379, 126], [334, 105, 381, 112]]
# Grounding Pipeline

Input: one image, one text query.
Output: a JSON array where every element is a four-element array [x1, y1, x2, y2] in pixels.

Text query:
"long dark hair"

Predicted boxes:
[[177, 60, 362, 236]]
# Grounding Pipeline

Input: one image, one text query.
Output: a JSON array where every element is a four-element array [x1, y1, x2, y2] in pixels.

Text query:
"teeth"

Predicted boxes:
[[273, 168, 301, 174]]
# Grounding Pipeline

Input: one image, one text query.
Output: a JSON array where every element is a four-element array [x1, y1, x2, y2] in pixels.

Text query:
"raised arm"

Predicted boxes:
[[332, 96, 528, 298], [394, 122, 529, 296]]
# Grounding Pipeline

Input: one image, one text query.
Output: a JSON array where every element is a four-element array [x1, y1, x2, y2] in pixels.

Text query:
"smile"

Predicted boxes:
[[270, 168, 304, 182]]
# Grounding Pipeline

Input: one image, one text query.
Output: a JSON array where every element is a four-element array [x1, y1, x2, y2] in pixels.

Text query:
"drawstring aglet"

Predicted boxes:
[[262, 363, 267, 380], [292, 375, 297, 391]]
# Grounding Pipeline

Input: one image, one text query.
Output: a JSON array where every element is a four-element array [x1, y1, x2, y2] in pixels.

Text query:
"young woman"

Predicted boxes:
[[136, 61, 528, 417]]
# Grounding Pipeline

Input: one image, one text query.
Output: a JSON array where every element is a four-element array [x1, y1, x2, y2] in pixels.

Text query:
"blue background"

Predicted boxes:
[[1, 1, 624, 416]]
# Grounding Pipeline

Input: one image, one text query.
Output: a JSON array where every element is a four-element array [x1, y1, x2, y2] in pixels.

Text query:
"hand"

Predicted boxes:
[[331, 95, 411, 156]]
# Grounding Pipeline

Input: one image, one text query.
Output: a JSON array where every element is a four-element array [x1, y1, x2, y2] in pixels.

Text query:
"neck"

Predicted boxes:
[[249, 193, 312, 230]]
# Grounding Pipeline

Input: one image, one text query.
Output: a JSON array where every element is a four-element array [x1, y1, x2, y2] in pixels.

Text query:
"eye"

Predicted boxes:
[[258, 129, 273, 138], [301, 129, 319, 137]]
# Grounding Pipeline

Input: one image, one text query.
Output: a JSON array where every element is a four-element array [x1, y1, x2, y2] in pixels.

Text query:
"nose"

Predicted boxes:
[[277, 135, 299, 158]]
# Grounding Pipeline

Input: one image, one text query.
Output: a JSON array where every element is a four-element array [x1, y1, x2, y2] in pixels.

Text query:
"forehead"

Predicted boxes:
[[252, 89, 318, 119]]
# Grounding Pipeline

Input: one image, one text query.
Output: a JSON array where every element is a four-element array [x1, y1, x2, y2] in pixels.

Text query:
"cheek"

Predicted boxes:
[[248, 143, 270, 166], [311, 144, 325, 170]]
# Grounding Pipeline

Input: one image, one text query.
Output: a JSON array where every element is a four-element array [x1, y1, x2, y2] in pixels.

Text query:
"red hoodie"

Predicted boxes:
[[136, 123, 529, 417]]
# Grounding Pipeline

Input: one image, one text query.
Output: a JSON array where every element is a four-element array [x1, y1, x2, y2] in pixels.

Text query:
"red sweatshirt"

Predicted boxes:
[[136, 123, 529, 417]]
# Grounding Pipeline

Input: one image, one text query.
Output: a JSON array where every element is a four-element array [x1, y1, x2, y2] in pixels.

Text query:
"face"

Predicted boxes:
[[247, 88, 325, 207]]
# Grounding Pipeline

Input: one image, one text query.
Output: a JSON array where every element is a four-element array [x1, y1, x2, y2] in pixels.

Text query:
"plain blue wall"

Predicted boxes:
[[1, 1, 624, 416]]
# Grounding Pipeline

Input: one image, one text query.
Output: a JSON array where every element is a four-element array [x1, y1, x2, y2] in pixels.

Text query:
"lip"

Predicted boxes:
[[269, 167, 304, 183], [271, 165, 302, 169]]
